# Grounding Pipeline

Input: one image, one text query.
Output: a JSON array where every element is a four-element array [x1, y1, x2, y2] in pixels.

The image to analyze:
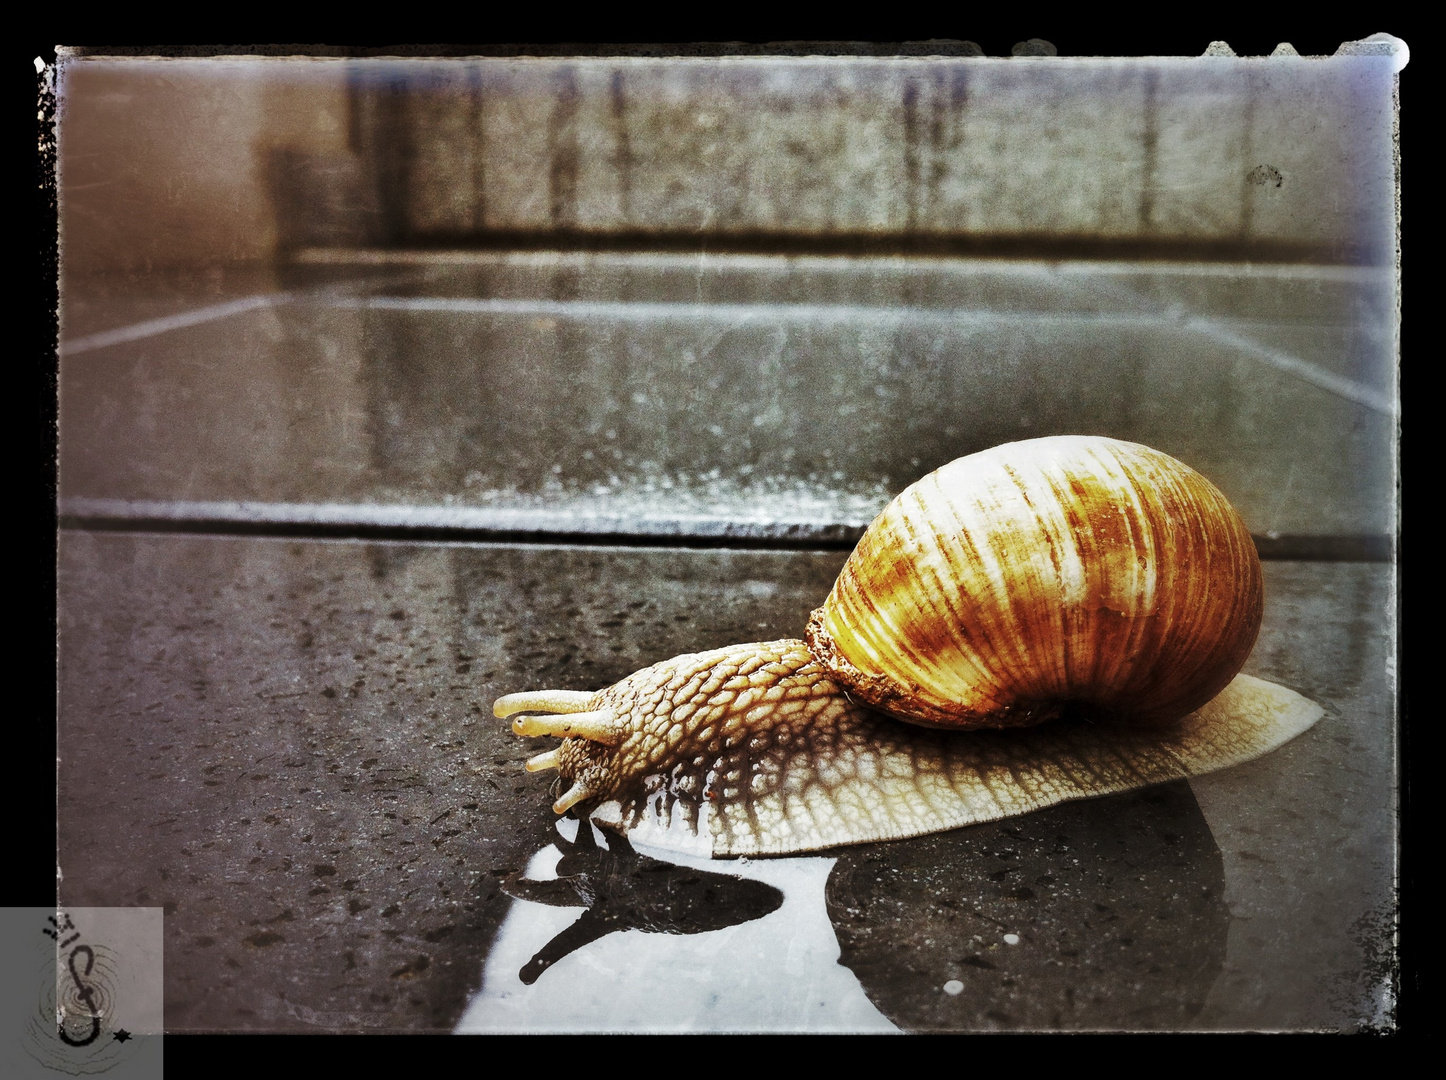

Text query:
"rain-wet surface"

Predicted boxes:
[[57, 530, 1393, 1031], [55, 256, 1395, 1031], [824, 782, 1229, 1031], [497, 821, 785, 987], [59, 257, 1394, 541], [464, 782, 1231, 1032]]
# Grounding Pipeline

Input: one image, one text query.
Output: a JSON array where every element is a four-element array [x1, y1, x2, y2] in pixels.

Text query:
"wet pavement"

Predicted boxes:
[[55, 248, 1396, 1032], [60, 256, 1394, 545], [57, 529, 1393, 1031]]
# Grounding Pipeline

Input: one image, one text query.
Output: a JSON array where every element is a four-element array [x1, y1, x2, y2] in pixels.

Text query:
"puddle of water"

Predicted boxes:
[[455, 819, 898, 1034]]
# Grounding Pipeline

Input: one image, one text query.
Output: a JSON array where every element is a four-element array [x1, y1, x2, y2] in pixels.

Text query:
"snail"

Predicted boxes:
[[494, 436, 1323, 858]]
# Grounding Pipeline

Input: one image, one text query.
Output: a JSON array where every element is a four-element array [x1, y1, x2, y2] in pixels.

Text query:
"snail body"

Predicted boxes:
[[495, 436, 1321, 857]]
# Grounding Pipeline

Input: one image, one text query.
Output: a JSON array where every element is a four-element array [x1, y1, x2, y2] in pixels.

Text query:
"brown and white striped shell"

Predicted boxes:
[[806, 436, 1264, 732]]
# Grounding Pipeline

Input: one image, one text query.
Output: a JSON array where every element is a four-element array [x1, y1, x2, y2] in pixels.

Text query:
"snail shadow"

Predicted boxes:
[[825, 780, 1230, 1032], [498, 820, 784, 985], [458, 821, 897, 1032], [461, 782, 1225, 1032]]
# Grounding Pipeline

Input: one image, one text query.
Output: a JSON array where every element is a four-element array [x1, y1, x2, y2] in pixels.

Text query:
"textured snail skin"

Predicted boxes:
[[495, 437, 1320, 858]]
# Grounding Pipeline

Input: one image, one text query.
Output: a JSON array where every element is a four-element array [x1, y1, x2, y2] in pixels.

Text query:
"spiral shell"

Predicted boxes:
[[806, 436, 1263, 731]]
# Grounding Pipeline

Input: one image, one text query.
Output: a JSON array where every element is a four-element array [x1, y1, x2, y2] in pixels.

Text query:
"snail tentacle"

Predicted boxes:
[[524, 748, 563, 773], [493, 689, 597, 718], [553, 780, 596, 815], [510, 709, 624, 745]]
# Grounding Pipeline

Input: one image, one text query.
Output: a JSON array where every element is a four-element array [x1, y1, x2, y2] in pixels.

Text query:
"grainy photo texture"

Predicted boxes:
[[53, 37, 1403, 1033]]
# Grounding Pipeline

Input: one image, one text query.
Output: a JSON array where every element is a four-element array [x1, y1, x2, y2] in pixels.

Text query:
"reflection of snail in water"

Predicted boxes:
[[495, 436, 1322, 857], [501, 821, 783, 984]]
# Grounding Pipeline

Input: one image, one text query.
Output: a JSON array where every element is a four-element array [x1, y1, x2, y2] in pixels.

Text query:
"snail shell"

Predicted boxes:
[[494, 436, 1320, 857], [807, 436, 1263, 730]]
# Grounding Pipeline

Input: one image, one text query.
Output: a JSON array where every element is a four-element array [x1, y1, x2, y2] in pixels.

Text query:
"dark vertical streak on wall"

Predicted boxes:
[[948, 66, 969, 231], [1140, 68, 1159, 232], [549, 66, 581, 229], [609, 69, 634, 227], [358, 305, 399, 476], [927, 67, 948, 223], [348, 69, 418, 245], [467, 65, 487, 232], [345, 61, 367, 158], [346, 68, 389, 244], [1238, 72, 1257, 239], [948, 65, 969, 111], [902, 78, 920, 233]]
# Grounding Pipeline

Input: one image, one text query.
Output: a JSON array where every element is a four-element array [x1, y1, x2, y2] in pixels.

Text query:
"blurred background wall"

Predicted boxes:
[[59, 51, 1397, 273]]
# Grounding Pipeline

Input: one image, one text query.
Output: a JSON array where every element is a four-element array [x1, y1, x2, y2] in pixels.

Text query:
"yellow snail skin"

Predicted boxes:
[[494, 436, 1323, 858]]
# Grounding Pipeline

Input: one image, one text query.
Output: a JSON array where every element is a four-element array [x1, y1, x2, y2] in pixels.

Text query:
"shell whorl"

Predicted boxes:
[[806, 436, 1263, 730]]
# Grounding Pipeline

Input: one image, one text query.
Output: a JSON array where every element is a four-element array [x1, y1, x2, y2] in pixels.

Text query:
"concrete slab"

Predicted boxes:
[[59, 256, 1395, 540], [57, 533, 1394, 1031]]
